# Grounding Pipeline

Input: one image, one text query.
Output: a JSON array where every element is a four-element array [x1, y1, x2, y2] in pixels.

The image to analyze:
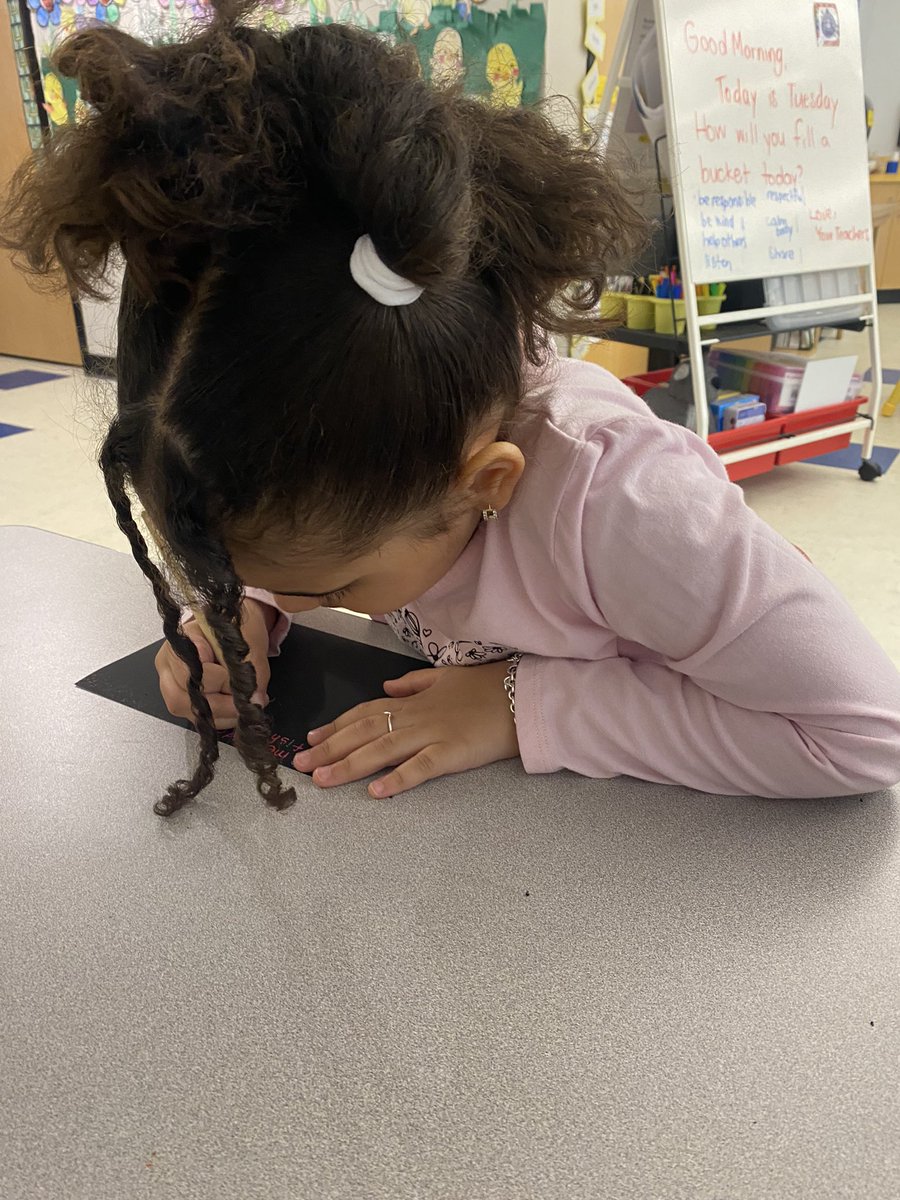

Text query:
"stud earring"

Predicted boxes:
[[482, 507, 499, 522]]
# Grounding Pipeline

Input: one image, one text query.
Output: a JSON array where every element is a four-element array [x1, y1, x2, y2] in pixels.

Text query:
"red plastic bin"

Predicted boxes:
[[775, 399, 861, 465], [623, 368, 863, 481], [708, 423, 780, 481], [623, 368, 675, 398]]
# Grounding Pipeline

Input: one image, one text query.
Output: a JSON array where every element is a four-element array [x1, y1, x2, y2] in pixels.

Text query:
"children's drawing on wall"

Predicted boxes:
[[41, 69, 69, 123], [27, 0, 68, 29], [146, 0, 212, 27], [396, 0, 430, 33], [336, 1, 371, 26], [408, 4, 544, 106], [24, 0, 545, 144], [300, 2, 545, 104], [454, 0, 485, 23], [38, 55, 81, 123], [485, 41, 520, 105], [430, 26, 463, 86], [93, 0, 124, 19]]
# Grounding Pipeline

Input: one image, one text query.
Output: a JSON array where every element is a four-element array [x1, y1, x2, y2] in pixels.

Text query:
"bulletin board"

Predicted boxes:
[[656, 0, 873, 283], [25, 1, 547, 120]]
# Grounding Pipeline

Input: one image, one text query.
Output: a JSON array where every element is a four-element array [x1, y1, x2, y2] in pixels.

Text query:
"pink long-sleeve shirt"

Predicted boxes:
[[251, 355, 900, 798]]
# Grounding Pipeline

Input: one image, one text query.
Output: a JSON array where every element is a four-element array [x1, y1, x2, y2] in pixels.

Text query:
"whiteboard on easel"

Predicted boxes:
[[655, 0, 873, 284]]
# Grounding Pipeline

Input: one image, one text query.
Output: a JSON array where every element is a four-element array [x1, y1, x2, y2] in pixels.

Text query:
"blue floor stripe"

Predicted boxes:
[[804, 444, 898, 473], [862, 367, 900, 384], [0, 369, 64, 389], [0, 422, 31, 439]]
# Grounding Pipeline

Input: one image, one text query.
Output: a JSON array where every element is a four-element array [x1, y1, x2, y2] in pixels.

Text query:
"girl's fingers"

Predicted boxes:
[[204, 693, 240, 728], [382, 670, 438, 698], [168, 659, 230, 695], [158, 669, 188, 720], [297, 729, 417, 786], [201, 663, 231, 694], [184, 692, 239, 729], [183, 620, 217, 665], [369, 746, 450, 799], [296, 709, 404, 772], [307, 699, 403, 747], [159, 669, 238, 727]]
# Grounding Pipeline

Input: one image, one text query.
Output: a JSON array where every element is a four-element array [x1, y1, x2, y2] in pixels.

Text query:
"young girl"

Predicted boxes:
[[6, 4, 900, 815]]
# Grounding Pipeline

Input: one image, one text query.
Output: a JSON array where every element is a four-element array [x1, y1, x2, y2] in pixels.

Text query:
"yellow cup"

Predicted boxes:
[[654, 298, 686, 333], [599, 292, 627, 323], [626, 295, 655, 330]]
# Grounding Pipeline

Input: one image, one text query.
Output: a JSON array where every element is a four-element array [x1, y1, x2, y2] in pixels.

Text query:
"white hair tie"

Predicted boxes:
[[349, 234, 424, 307]]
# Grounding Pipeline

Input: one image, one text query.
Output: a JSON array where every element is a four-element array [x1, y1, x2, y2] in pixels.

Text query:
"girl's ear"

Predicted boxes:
[[458, 441, 525, 515]]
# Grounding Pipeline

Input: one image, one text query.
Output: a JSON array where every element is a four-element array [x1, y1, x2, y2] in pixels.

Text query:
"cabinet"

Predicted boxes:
[[871, 175, 900, 294], [0, 21, 80, 364]]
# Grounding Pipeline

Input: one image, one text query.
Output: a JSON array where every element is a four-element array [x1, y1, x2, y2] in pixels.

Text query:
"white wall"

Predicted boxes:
[[80, 278, 121, 359], [859, 0, 900, 157], [543, 0, 586, 108]]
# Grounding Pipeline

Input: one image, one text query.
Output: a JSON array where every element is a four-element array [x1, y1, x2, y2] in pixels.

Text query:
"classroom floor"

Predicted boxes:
[[2, 306, 899, 666]]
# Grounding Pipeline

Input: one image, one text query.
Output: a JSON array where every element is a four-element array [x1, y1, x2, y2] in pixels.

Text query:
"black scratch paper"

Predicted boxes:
[[76, 623, 425, 772]]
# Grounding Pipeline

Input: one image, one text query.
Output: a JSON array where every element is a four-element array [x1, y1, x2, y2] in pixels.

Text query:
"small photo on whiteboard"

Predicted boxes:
[[814, 4, 840, 47]]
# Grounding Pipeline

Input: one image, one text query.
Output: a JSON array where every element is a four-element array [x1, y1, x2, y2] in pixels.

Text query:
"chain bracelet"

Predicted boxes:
[[503, 653, 523, 717]]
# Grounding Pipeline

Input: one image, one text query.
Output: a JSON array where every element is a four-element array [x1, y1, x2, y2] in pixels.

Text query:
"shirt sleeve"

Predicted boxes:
[[514, 416, 900, 798]]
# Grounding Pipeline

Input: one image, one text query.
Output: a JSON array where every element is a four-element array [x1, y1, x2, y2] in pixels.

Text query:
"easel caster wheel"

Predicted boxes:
[[858, 460, 883, 482]]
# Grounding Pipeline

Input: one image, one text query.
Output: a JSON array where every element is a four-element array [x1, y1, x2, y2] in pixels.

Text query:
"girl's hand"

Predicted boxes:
[[155, 598, 273, 729], [293, 660, 520, 798]]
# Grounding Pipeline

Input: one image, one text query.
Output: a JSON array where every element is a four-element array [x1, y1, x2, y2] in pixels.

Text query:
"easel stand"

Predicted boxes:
[[597, 0, 884, 481]]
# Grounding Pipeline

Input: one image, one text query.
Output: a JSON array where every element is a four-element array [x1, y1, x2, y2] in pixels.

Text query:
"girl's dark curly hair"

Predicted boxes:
[[1, 0, 645, 814]]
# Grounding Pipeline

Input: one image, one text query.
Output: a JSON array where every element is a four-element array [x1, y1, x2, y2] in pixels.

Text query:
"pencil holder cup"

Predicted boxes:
[[697, 294, 726, 332], [626, 295, 655, 330], [653, 297, 686, 333], [599, 292, 628, 323]]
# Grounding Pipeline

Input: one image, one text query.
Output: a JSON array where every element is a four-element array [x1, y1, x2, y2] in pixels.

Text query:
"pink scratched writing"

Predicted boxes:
[[220, 728, 307, 761]]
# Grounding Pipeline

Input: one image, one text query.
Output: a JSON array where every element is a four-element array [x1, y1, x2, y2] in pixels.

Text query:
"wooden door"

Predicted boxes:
[[871, 177, 900, 291], [0, 24, 81, 365]]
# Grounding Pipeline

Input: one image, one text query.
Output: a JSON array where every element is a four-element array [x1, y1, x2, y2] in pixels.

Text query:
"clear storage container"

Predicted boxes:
[[748, 362, 805, 415]]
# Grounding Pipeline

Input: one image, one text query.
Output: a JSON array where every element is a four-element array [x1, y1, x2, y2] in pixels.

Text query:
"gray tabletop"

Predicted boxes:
[[1, 525, 898, 1200]]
